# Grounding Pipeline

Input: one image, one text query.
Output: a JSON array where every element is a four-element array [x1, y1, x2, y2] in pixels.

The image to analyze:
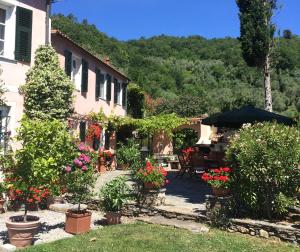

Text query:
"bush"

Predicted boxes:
[[116, 139, 141, 169], [15, 117, 76, 196], [22, 45, 74, 120], [226, 123, 300, 219]]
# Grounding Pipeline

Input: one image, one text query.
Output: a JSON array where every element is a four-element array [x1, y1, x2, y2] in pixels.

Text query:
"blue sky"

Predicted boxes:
[[52, 0, 300, 41]]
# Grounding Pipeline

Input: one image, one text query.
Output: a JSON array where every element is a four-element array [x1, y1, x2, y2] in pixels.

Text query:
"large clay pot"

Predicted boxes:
[[98, 156, 106, 174], [65, 210, 92, 234], [212, 187, 230, 197], [144, 182, 159, 190], [6, 215, 40, 247], [0, 198, 5, 213], [105, 211, 121, 225]]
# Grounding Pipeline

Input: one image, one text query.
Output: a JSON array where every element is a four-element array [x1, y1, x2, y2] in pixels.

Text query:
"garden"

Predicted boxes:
[[0, 45, 299, 251]]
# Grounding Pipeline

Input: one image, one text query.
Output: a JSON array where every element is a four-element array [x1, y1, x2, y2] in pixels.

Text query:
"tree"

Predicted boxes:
[[283, 29, 292, 39], [22, 45, 74, 120], [127, 83, 145, 118], [236, 0, 277, 111]]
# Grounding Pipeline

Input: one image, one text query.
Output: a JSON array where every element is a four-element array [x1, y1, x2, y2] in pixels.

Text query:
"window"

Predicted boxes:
[[79, 121, 86, 143], [0, 8, 6, 55], [95, 68, 105, 100], [114, 78, 121, 105], [72, 56, 82, 91]]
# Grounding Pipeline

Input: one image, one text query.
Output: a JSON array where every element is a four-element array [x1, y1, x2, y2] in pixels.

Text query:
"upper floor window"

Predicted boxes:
[[0, 8, 6, 56], [64, 50, 88, 93], [95, 68, 105, 100], [114, 78, 121, 105]]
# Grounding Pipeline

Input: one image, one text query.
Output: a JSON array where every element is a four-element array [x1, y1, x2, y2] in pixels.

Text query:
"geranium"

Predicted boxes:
[[182, 147, 195, 163], [9, 185, 50, 204], [201, 167, 232, 189], [136, 161, 169, 189], [86, 123, 101, 142], [99, 148, 113, 159]]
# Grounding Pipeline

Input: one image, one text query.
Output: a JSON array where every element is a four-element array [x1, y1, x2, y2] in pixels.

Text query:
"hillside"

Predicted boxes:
[[52, 14, 300, 117]]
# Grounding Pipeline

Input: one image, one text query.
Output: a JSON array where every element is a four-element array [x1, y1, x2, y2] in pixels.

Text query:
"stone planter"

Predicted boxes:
[[6, 215, 40, 247], [212, 187, 230, 197], [105, 211, 122, 225], [139, 187, 166, 207], [65, 210, 92, 234]]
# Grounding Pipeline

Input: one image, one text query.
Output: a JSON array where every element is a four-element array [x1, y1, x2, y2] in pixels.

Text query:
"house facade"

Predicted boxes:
[[51, 30, 129, 150], [0, 0, 49, 150]]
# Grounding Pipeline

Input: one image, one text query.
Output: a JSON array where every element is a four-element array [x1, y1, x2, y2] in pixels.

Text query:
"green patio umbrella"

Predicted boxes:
[[202, 106, 296, 128]]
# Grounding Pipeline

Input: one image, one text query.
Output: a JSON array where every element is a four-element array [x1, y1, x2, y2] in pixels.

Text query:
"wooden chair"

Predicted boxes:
[[176, 154, 195, 178]]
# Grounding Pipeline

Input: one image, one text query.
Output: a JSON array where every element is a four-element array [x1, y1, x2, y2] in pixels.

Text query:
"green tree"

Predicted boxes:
[[236, 0, 277, 111], [127, 83, 145, 118], [22, 45, 74, 120]]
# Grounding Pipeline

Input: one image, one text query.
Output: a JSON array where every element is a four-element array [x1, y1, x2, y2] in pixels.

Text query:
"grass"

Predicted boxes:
[[24, 222, 299, 252]]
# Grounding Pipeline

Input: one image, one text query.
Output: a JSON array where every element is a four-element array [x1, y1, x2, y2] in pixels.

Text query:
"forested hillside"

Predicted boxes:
[[52, 14, 300, 117]]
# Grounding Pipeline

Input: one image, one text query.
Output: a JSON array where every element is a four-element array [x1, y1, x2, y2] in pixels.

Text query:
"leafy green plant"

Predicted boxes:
[[100, 176, 131, 212], [116, 139, 141, 167], [64, 143, 98, 212], [22, 45, 74, 120], [6, 117, 76, 220], [226, 122, 300, 218]]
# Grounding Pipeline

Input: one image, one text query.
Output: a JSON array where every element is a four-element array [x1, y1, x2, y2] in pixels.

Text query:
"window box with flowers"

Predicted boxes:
[[64, 143, 97, 235], [201, 167, 232, 197]]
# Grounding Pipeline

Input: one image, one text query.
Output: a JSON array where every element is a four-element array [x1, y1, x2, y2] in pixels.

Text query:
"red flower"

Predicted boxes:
[[27, 199, 33, 203], [213, 169, 220, 173], [223, 167, 231, 172]]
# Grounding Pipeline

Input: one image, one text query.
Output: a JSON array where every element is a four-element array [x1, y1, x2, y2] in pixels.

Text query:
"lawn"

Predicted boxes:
[[23, 222, 299, 252]]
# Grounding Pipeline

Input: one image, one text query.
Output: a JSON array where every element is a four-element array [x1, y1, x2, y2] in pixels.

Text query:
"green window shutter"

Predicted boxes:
[[81, 59, 88, 92], [15, 7, 32, 62], [106, 74, 112, 101], [64, 50, 72, 77], [79, 121, 86, 142], [95, 68, 100, 100], [114, 78, 118, 104], [122, 83, 127, 107]]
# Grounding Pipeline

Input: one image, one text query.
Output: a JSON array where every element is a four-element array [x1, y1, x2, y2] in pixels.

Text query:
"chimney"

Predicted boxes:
[[105, 57, 110, 65]]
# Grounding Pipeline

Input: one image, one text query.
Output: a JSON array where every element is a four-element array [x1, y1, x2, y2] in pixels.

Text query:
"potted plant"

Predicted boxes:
[[64, 144, 97, 234], [136, 161, 169, 190], [116, 139, 141, 170], [201, 167, 231, 197], [98, 148, 113, 173], [5, 118, 76, 247], [100, 176, 131, 225]]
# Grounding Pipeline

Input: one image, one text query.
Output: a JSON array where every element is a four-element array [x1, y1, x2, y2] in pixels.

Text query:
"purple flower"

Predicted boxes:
[[74, 158, 83, 167], [82, 166, 88, 171], [78, 143, 89, 152], [65, 166, 72, 173]]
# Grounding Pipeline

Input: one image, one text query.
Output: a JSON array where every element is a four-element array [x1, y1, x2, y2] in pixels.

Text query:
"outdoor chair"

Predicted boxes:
[[176, 154, 195, 178]]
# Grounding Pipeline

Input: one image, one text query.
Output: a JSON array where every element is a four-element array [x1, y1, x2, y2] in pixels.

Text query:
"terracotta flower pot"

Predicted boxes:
[[144, 182, 159, 190], [65, 210, 92, 234], [98, 157, 106, 174], [0, 198, 5, 213], [212, 187, 230, 197], [105, 211, 121, 225], [6, 215, 40, 247]]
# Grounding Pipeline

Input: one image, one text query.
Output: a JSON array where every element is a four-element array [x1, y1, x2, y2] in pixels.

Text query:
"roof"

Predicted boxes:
[[51, 29, 130, 81]]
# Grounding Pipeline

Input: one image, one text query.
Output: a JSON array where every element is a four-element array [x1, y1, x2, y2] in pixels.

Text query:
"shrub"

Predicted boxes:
[[226, 122, 300, 219], [116, 139, 141, 168], [15, 117, 76, 196], [100, 176, 131, 212], [22, 45, 74, 120], [64, 144, 97, 212]]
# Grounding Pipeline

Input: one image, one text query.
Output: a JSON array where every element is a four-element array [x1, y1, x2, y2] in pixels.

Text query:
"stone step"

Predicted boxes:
[[136, 216, 210, 233]]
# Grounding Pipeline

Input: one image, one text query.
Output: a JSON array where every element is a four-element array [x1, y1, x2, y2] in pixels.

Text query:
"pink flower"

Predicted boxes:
[[82, 166, 88, 171], [74, 158, 83, 167], [65, 166, 72, 173]]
